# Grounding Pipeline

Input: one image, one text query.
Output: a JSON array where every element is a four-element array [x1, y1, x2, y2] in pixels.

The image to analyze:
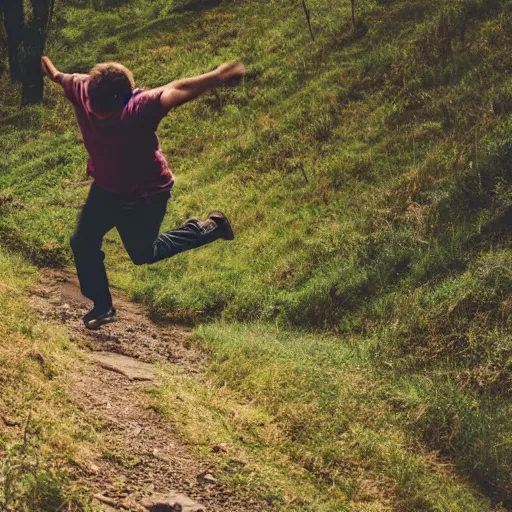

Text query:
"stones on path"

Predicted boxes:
[[141, 492, 206, 512], [93, 489, 207, 512], [88, 461, 101, 473], [211, 443, 228, 454], [196, 472, 218, 485], [92, 352, 156, 382]]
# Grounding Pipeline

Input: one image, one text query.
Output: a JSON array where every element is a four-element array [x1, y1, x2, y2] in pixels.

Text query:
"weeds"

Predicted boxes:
[[0, 249, 97, 511], [0, 413, 91, 512]]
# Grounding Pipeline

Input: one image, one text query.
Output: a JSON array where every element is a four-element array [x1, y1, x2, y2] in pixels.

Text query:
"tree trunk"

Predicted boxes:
[[21, 0, 54, 105], [2, 0, 25, 82]]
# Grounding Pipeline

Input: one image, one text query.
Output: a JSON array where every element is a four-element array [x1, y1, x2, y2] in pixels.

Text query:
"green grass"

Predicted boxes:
[[171, 321, 501, 511], [0, 249, 96, 511], [1, 0, 510, 329], [1, 0, 512, 508]]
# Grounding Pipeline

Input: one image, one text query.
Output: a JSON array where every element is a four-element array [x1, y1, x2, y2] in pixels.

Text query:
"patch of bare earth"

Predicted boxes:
[[30, 269, 267, 512]]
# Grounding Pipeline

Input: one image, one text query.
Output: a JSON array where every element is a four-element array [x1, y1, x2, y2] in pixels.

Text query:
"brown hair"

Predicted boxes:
[[88, 62, 135, 115]]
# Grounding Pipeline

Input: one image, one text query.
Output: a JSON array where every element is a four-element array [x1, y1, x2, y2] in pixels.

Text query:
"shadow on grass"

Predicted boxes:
[[173, 0, 223, 13], [0, 224, 68, 268]]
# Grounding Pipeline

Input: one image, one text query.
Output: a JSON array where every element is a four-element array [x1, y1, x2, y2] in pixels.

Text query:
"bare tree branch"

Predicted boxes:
[[301, 0, 315, 41]]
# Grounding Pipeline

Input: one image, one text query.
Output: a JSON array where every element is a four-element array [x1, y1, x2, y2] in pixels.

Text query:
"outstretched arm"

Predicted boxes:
[[159, 61, 246, 110], [41, 56, 70, 86]]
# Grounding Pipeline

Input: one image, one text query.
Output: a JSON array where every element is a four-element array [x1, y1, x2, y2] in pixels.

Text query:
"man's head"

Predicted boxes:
[[88, 62, 135, 116]]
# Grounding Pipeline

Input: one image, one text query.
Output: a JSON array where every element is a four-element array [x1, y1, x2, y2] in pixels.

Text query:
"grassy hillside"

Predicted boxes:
[[1, 0, 512, 509], [0, 250, 95, 511], [153, 321, 502, 511]]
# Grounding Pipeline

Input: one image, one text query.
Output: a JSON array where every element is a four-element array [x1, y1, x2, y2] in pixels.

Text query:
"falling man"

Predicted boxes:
[[41, 56, 245, 329]]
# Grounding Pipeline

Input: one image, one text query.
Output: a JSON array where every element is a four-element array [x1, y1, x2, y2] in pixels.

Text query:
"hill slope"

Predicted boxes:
[[1, 0, 512, 509]]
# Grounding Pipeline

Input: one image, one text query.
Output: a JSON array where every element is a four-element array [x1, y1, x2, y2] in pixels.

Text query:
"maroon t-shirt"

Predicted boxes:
[[62, 73, 174, 202]]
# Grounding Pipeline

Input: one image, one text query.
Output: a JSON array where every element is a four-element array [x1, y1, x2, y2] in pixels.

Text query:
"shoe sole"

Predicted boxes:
[[208, 210, 235, 240], [84, 315, 118, 330]]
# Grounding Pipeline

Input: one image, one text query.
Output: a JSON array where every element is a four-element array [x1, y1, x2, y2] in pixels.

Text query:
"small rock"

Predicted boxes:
[[196, 472, 217, 485], [30, 352, 46, 366], [152, 448, 172, 462], [211, 443, 228, 454], [141, 492, 205, 512], [149, 506, 180, 512], [92, 352, 155, 381], [88, 462, 100, 473]]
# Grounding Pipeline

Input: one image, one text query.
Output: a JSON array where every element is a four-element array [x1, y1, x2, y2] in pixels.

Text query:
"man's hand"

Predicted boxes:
[[41, 56, 61, 83], [215, 61, 246, 85]]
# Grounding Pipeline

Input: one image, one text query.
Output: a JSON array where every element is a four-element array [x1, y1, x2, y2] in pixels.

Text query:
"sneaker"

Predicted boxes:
[[83, 305, 117, 330], [207, 211, 235, 240], [183, 217, 201, 229]]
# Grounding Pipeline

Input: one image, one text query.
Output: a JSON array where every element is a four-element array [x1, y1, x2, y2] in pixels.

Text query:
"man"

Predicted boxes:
[[41, 55, 245, 329]]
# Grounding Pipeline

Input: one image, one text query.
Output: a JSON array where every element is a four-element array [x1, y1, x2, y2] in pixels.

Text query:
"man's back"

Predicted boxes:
[[62, 74, 173, 201]]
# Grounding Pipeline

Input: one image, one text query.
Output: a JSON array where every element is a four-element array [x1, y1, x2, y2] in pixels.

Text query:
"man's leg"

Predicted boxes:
[[116, 192, 169, 266], [116, 192, 234, 266], [151, 211, 234, 263], [70, 184, 116, 315]]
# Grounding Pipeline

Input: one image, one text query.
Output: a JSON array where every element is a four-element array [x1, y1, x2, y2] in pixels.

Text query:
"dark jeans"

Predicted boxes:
[[70, 183, 214, 308]]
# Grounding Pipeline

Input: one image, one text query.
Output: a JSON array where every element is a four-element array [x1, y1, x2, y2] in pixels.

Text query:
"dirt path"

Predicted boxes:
[[30, 269, 265, 512]]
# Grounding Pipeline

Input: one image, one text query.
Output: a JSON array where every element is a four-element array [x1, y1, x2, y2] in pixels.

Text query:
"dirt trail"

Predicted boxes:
[[30, 269, 265, 512]]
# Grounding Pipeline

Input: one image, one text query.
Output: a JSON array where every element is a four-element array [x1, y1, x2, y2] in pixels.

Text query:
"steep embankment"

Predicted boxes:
[[0, 256, 504, 511], [1, 0, 512, 510]]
